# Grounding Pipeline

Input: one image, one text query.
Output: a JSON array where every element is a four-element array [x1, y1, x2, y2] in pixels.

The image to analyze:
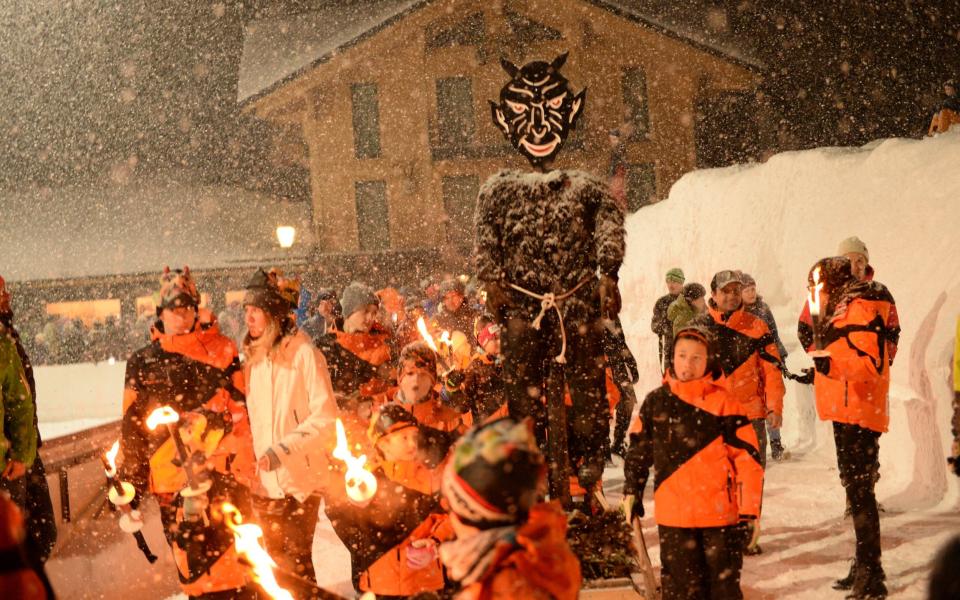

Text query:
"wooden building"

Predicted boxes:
[[238, 0, 763, 260]]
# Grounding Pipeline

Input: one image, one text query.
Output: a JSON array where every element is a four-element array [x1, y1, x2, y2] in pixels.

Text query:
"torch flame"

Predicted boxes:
[[146, 406, 180, 431], [807, 266, 824, 317], [104, 440, 120, 477], [221, 503, 294, 600], [332, 418, 378, 504], [438, 330, 452, 348], [416, 317, 439, 353]]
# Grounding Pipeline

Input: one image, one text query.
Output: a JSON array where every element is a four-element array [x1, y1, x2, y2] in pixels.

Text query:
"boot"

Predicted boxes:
[[770, 438, 785, 461], [845, 565, 886, 599], [833, 559, 857, 590]]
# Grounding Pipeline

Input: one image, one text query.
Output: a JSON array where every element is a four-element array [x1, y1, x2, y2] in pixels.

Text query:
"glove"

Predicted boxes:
[[796, 367, 815, 385], [406, 539, 438, 570], [738, 515, 758, 549], [599, 275, 622, 318], [621, 494, 644, 522], [814, 357, 831, 375], [444, 368, 465, 390], [183, 493, 209, 520]]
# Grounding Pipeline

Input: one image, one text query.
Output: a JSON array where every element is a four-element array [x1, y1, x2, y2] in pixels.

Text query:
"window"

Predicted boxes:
[[622, 67, 650, 138], [351, 83, 381, 159], [436, 77, 475, 147], [442, 175, 480, 248], [626, 163, 656, 212], [355, 180, 391, 251]]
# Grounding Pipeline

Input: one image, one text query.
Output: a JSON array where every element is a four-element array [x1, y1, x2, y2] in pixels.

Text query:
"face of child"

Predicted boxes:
[[741, 285, 757, 305], [443, 292, 464, 313], [482, 338, 501, 356], [691, 296, 707, 312], [244, 305, 267, 338], [398, 361, 435, 403], [673, 337, 708, 382], [376, 426, 420, 462], [344, 303, 378, 333]]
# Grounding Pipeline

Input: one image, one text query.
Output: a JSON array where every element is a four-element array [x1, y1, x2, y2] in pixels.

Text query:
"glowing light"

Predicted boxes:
[[221, 503, 294, 600], [416, 317, 439, 353], [331, 418, 378, 504], [145, 406, 180, 430], [104, 440, 120, 477], [807, 267, 823, 317], [275, 226, 296, 249]]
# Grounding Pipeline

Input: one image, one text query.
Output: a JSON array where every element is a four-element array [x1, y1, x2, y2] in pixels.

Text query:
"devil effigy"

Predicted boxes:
[[474, 52, 626, 502]]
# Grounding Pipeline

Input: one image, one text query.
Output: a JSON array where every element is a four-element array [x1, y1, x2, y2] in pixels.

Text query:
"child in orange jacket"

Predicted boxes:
[[623, 319, 764, 600]]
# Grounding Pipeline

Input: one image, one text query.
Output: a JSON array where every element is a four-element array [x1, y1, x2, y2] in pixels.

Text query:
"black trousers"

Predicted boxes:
[[501, 315, 608, 473], [612, 382, 638, 452], [253, 494, 322, 585], [833, 422, 882, 571], [658, 524, 746, 600]]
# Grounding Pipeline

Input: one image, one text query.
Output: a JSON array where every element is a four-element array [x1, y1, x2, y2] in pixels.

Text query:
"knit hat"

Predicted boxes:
[[665, 268, 685, 284], [441, 418, 545, 529], [439, 279, 466, 299], [244, 268, 299, 319], [314, 287, 337, 303], [339, 282, 379, 320], [155, 266, 200, 315], [836, 236, 869, 263], [0, 275, 10, 315], [476, 322, 500, 348], [399, 341, 438, 377], [368, 403, 419, 444], [674, 316, 722, 378], [682, 283, 706, 301], [739, 273, 757, 288], [710, 269, 742, 292]]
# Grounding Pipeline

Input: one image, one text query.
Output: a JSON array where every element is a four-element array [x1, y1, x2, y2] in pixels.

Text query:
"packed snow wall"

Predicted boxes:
[[35, 361, 124, 440], [619, 130, 960, 510]]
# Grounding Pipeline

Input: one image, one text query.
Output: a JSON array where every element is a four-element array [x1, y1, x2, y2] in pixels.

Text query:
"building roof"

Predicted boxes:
[[237, 0, 763, 106], [1, 177, 314, 283]]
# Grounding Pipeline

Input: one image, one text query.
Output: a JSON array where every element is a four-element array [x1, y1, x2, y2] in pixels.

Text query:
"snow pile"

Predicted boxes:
[[619, 130, 960, 510], [35, 361, 124, 439]]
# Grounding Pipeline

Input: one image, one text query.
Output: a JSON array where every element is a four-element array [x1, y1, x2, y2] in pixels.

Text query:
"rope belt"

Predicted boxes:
[[508, 277, 594, 364]]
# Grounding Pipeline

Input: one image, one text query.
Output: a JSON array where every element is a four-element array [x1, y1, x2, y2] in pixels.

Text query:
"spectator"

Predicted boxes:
[[928, 79, 960, 135], [668, 282, 707, 336], [652, 268, 684, 373]]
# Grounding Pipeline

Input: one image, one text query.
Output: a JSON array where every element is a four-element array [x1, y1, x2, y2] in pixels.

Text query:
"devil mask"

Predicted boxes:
[[490, 52, 586, 167]]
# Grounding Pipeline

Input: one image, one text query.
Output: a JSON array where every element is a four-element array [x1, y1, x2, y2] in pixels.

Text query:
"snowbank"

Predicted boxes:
[[619, 130, 960, 510], [35, 361, 124, 440]]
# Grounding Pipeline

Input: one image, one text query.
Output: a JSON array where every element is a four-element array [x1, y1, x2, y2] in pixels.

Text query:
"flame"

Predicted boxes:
[[807, 266, 824, 317], [221, 503, 294, 600], [146, 406, 180, 430], [438, 330, 452, 349], [416, 317, 439, 352], [332, 418, 378, 504], [104, 440, 120, 477]]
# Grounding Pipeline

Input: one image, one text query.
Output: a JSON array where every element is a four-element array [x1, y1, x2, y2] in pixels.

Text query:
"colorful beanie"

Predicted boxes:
[[441, 418, 545, 529], [155, 266, 200, 314]]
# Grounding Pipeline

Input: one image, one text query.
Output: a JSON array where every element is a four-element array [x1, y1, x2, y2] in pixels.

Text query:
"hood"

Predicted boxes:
[[500, 501, 581, 600]]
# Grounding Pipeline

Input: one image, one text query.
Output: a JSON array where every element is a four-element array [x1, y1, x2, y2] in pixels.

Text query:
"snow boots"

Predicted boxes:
[[770, 438, 785, 461], [835, 560, 887, 599]]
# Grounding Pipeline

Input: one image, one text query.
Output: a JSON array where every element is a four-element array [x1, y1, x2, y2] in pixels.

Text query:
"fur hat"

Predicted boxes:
[[808, 256, 857, 293], [244, 268, 299, 319], [665, 268, 685, 284], [441, 418, 545, 529], [837, 236, 869, 263], [155, 266, 200, 315], [682, 282, 706, 301], [339, 282, 379, 320], [398, 341, 438, 376]]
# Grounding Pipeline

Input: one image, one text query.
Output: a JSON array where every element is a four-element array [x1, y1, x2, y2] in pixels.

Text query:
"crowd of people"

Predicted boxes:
[[19, 313, 154, 366], [2, 52, 960, 600]]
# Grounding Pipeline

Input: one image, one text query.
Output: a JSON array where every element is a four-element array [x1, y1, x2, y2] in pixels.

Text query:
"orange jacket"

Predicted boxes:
[[624, 374, 764, 528], [334, 328, 394, 396], [359, 513, 452, 596], [453, 502, 581, 600], [798, 285, 896, 433], [0, 493, 48, 600], [929, 107, 960, 135], [708, 303, 786, 419]]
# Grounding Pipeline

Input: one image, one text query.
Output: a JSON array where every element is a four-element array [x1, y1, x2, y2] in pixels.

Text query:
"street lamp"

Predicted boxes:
[[276, 225, 296, 249]]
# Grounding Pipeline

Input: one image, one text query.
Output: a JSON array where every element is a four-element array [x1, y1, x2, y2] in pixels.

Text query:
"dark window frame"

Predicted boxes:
[[351, 82, 382, 159], [435, 76, 476, 149]]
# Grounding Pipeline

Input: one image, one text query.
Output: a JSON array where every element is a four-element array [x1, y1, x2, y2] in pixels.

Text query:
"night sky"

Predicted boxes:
[[2, 0, 959, 191]]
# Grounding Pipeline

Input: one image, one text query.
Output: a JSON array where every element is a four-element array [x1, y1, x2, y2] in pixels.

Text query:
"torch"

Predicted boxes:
[[806, 266, 829, 357], [416, 317, 451, 371], [221, 502, 295, 600], [331, 418, 378, 505], [146, 406, 212, 498], [101, 440, 158, 563]]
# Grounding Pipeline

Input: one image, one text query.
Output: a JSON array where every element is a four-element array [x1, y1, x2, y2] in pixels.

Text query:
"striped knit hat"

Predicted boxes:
[[441, 418, 544, 529]]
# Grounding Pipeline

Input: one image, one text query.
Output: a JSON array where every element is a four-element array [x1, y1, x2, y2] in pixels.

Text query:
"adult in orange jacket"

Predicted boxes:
[[119, 268, 257, 599], [440, 418, 581, 600], [797, 256, 897, 599], [623, 320, 763, 600]]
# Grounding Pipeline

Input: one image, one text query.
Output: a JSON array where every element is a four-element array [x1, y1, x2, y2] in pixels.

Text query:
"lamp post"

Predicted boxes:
[[276, 225, 296, 249]]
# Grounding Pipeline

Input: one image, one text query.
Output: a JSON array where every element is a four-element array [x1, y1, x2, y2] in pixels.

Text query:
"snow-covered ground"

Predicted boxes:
[[42, 131, 960, 598]]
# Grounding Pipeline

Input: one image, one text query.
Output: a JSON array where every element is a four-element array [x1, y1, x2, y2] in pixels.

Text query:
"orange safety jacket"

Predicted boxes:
[[708, 303, 786, 419], [0, 493, 48, 600], [624, 373, 764, 528], [798, 283, 897, 433]]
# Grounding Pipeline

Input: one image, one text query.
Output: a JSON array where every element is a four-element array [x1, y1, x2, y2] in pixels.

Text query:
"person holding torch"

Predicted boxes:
[[797, 256, 898, 600], [119, 266, 258, 599]]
